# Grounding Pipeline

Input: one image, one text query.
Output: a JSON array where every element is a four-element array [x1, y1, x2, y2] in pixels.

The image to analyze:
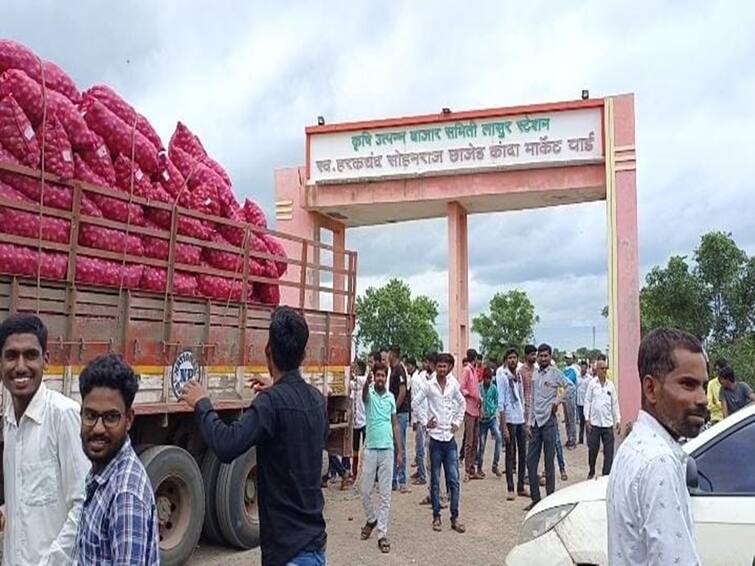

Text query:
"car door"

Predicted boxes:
[[691, 415, 755, 565]]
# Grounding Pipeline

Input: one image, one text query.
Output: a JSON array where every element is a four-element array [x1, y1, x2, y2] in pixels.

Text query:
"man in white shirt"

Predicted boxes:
[[410, 352, 436, 486], [576, 360, 591, 445], [411, 353, 466, 533], [584, 358, 620, 479], [350, 359, 368, 480], [607, 328, 708, 566], [0, 314, 90, 565], [498, 348, 529, 500]]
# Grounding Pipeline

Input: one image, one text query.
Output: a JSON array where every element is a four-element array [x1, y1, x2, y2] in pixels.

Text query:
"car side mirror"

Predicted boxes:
[[686, 457, 700, 492]]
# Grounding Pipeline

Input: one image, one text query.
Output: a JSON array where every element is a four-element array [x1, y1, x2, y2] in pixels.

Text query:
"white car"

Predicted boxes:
[[506, 404, 755, 566]]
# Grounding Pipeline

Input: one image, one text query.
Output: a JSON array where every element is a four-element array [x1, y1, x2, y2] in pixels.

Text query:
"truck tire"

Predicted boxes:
[[140, 445, 205, 566], [200, 450, 225, 545], [215, 447, 260, 549]]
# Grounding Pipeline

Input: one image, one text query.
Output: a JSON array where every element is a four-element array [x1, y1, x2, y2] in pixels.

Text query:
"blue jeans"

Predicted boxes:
[[477, 418, 501, 470], [393, 412, 409, 488], [286, 548, 326, 565], [555, 424, 566, 472], [429, 437, 460, 520], [414, 423, 427, 482], [324, 454, 347, 481]]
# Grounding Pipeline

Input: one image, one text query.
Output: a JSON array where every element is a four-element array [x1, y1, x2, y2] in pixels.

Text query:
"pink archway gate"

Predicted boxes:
[[274, 94, 640, 422]]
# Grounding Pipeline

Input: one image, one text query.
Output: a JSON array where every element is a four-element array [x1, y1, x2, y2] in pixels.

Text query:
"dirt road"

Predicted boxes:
[[190, 433, 595, 565]]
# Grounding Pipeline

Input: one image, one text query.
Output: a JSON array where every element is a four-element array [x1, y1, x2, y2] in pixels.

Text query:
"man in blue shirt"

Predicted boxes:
[[360, 362, 402, 554], [76, 354, 159, 565], [562, 352, 580, 448], [477, 366, 501, 478]]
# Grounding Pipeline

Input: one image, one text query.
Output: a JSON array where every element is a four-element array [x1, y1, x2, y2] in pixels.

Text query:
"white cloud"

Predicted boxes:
[[4, 0, 755, 352]]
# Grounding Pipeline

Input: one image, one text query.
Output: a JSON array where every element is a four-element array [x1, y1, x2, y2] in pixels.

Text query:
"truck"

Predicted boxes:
[[0, 160, 357, 565]]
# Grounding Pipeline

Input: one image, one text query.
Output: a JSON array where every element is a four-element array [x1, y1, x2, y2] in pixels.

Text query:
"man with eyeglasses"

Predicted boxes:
[[0, 313, 90, 566], [75, 353, 159, 564]]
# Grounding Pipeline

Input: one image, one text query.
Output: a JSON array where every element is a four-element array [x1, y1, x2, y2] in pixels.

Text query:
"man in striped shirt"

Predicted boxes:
[[76, 354, 159, 565]]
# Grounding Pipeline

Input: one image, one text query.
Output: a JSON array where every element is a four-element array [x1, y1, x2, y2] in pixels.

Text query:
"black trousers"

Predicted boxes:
[[526, 416, 557, 503], [505, 423, 527, 493], [587, 425, 615, 476], [577, 405, 586, 444]]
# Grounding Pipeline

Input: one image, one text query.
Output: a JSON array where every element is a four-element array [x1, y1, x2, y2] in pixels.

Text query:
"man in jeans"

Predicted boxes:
[[526, 343, 574, 509], [476, 366, 501, 477], [460, 348, 482, 480], [411, 352, 436, 486], [562, 352, 580, 449], [359, 362, 402, 554], [498, 347, 529, 500], [585, 358, 621, 479], [411, 353, 466, 533], [388, 345, 410, 492]]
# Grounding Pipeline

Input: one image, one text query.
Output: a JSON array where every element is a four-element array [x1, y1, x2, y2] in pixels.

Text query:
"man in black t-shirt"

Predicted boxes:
[[719, 367, 755, 417], [388, 345, 410, 492]]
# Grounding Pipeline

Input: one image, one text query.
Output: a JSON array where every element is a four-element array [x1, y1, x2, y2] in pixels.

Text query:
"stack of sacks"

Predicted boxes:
[[0, 181, 71, 243], [0, 39, 284, 305]]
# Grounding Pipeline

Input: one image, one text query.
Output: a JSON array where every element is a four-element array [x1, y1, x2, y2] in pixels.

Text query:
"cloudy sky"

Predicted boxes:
[[5, 1, 755, 351]]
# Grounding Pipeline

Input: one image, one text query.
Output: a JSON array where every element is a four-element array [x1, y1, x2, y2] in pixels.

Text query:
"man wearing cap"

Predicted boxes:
[[562, 353, 580, 449]]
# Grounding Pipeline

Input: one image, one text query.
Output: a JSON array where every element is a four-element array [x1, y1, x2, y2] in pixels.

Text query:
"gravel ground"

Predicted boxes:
[[190, 430, 595, 566]]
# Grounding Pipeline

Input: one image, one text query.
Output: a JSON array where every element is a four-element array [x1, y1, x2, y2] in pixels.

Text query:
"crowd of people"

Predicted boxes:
[[328, 341, 629, 555]]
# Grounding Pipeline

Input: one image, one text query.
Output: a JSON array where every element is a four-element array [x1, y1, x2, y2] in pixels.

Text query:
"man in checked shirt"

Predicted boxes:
[[76, 354, 160, 564]]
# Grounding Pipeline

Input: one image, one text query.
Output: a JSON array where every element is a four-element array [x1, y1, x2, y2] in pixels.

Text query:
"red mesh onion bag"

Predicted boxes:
[[140, 267, 197, 296], [84, 85, 163, 150], [142, 220, 201, 265], [197, 272, 244, 302], [82, 97, 158, 174], [0, 40, 80, 102], [202, 233, 246, 273], [254, 282, 281, 306], [113, 153, 153, 197], [0, 69, 93, 149], [79, 224, 144, 256], [76, 132, 116, 186], [157, 154, 186, 199], [242, 198, 268, 228], [216, 203, 246, 247], [0, 181, 70, 243], [36, 113, 74, 179], [75, 257, 143, 289], [260, 234, 288, 277], [0, 94, 40, 167], [0, 243, 68, 279], [74, 154, 144, 225], [169, 122, 231, 186]]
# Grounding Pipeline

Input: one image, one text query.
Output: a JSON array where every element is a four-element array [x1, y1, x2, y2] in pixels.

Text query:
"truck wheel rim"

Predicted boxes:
[[156, 476, 191, 549], [244, 465, 258, 520]]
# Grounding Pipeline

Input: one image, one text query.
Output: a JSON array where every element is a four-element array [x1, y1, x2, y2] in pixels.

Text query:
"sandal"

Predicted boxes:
[[360, 520, 377, 540], [432, 517, 442, 532], [378, 537, 390, 553], [451, 519, 466, 533]]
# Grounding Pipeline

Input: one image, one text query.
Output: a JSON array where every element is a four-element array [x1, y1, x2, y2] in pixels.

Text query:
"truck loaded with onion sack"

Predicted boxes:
[[0, 39, 356, 565]]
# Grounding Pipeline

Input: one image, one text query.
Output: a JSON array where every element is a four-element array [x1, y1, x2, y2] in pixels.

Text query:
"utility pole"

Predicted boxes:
[[592, 325, 596, 350]]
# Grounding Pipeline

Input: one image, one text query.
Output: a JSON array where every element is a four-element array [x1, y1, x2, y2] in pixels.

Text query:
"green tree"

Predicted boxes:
[[640, 255, 711, 339], [472, 290, 539, 362], [694, 231, 748, 341], [354, 278, 442, 361]]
